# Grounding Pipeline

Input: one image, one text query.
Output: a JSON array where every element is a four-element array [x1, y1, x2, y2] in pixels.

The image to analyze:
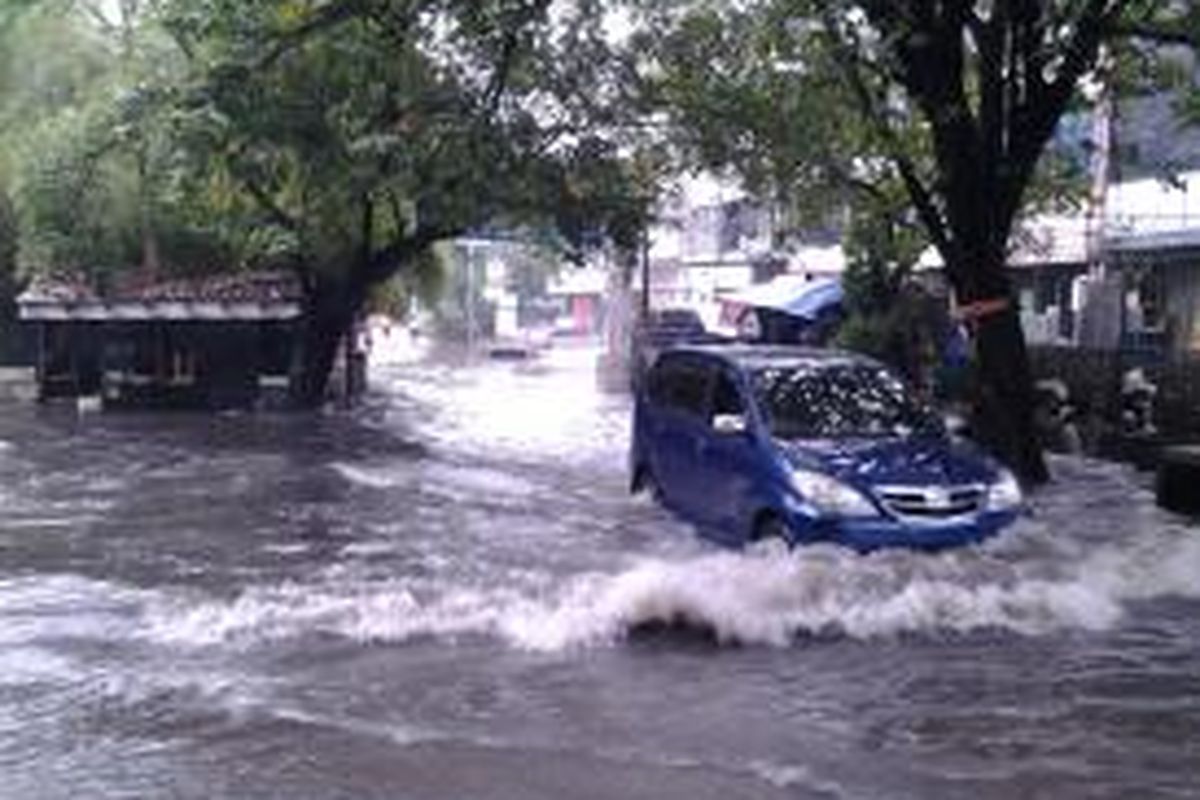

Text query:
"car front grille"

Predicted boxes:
[[875, 485, 985, 520]]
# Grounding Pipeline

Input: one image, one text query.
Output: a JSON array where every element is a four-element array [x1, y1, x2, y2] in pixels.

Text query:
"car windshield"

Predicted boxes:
[[752, 363, 937, 439]]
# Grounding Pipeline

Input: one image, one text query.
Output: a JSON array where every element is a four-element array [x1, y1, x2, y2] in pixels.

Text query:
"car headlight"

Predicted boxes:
[[987, 469, 1023, 512], [791, 470, 879, 517]]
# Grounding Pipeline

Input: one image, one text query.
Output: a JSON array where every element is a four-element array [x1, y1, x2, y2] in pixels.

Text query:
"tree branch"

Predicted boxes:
[[361, 3, 422, 47], [893, 157, 954, 260], [1107, 21, 1197, 47], [817, 10, 955, 260], [481, 0, 552, 116], [824, 163, 892, 206], [79, 1, 121, 37], [972, 7, 1005, 167], [223, 143, 301, 233], [254, 0, 367, 72], [364, 221, 466, 286], [1029, 0, 1119, 146], [999, 0, 1118, 224], [241, 176, 301, 233]]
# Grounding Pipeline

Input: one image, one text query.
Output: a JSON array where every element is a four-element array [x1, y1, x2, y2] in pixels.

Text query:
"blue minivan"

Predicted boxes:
[[629, 345, 1022, 551]]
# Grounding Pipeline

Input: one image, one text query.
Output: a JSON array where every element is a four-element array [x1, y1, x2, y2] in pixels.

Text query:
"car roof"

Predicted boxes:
[[660, 343, 881, 371]]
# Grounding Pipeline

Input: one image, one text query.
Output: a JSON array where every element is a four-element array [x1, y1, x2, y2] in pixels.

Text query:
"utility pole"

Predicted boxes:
[[466, 242, 476, 354], [1079, 47, 1119, 349], [640, 222, 651, 317], [1086, 52, 1114, 271]]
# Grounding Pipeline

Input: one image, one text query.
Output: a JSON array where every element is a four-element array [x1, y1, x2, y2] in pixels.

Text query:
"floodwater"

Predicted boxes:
[[1, 343, 1199, 799]]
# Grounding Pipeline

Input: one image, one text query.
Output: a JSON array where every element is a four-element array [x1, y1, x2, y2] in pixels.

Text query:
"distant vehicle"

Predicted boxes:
[[629, 344, 1023, 552], [630, 308, 730, 389], [487, 328, 554, 360], [721, 278, 845, 346]]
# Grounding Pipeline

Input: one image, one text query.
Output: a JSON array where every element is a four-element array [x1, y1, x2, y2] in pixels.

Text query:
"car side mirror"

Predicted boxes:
[[712, 413, 748, 436], [943, 412, 970, 439]]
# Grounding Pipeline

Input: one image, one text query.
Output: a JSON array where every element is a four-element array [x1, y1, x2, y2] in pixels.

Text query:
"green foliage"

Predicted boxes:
[[0, 0, 646, 319], [840, 183, 924, 315], [14, 106, 141, 272], [637, 2, 867, 230], [160, 0, 647, 294], [0, 0, 242, 281], [836, 181, 943, 379], [0, 0, 653, 398], [647, 4, 1193, 248], [637, 1, 1199, 480], [0, 187, 17, 305], [367, 244, 447, 319], [0, 185, 22, 362], [834, 311, 892, 362]]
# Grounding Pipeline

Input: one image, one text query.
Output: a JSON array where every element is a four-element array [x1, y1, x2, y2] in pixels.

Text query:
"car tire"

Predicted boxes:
[[633, 464, 665, 504], [751, 514, 792, 551]]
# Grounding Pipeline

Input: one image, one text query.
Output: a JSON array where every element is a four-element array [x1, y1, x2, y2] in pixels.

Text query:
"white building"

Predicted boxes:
[[635, 172, 834, 327]]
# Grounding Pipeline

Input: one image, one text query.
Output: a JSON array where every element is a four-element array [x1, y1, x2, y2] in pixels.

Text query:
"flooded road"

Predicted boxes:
[[1, 344, 1199, 799]]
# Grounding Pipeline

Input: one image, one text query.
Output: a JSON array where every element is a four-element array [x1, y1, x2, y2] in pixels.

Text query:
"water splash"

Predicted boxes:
[[0, 574, 149, 645], [142, 514, 1200, 653], [66, 455, 1185, 653]]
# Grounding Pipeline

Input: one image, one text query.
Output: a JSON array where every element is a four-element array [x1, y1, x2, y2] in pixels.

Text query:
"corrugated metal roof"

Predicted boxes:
[[17, 271, 303, 322], [20, 271, 300, 304]]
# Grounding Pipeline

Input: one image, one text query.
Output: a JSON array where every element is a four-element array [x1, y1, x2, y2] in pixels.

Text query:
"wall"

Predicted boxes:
[[1030, 345, 1200, 449]]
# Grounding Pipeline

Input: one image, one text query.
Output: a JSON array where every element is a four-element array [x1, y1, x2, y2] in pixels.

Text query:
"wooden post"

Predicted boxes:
[[35, 322, 45, 402], [1157, 446, 1200, 516], [343, 327, 353, 405]]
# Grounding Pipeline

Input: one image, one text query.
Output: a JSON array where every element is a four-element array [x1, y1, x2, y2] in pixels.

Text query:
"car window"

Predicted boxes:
[[710, 370, 744, 419], [646, 360, 677, 406], [752, 363, 937, 439], [647, 358, 710, 418], [650, 309, 704, 333]]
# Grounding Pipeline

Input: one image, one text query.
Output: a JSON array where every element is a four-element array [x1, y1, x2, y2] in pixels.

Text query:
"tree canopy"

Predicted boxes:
[[1, 0, 650, 400], [5, 0, 1200, 435], [170, 0, 655, 399], [634, 0, 1200, 482]]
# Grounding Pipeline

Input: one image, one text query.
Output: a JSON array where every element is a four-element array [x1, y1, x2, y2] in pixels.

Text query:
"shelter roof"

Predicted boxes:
[[17, 271, 303, 322]]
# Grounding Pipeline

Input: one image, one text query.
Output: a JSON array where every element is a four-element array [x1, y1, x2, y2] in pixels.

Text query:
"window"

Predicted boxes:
[[647, 358, 710, 418], [710, 370, 744, 419]]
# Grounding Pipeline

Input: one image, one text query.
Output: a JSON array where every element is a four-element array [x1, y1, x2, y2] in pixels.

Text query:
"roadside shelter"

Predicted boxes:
[[18, 271, 302, 409]]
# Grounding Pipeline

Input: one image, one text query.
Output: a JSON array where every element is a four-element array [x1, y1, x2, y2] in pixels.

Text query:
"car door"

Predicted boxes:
[[646, 355, 713, 520], [693, 364, 762, 540]]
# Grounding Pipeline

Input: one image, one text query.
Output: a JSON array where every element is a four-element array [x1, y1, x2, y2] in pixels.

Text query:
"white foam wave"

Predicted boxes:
[[333, 460, 536, 497], [146, 580, 534, 647], [143, 517, 1200, 653], [0, 646, 79, 685], [140, 453, 1200, 652], [745, 759, 843, 793], [331, 462, 408, 490], [0, 574, 149, 645]]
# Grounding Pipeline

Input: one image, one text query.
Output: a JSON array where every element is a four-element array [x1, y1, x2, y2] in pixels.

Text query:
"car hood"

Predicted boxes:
[[776, 435, 1000, 489]]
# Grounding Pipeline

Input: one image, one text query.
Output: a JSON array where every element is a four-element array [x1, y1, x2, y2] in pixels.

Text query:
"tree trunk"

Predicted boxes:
[[971, 305, 1049, 485], [949, 250, 1049, 486], [288, 232, 444, 408], [290, 274, 368, 409]]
